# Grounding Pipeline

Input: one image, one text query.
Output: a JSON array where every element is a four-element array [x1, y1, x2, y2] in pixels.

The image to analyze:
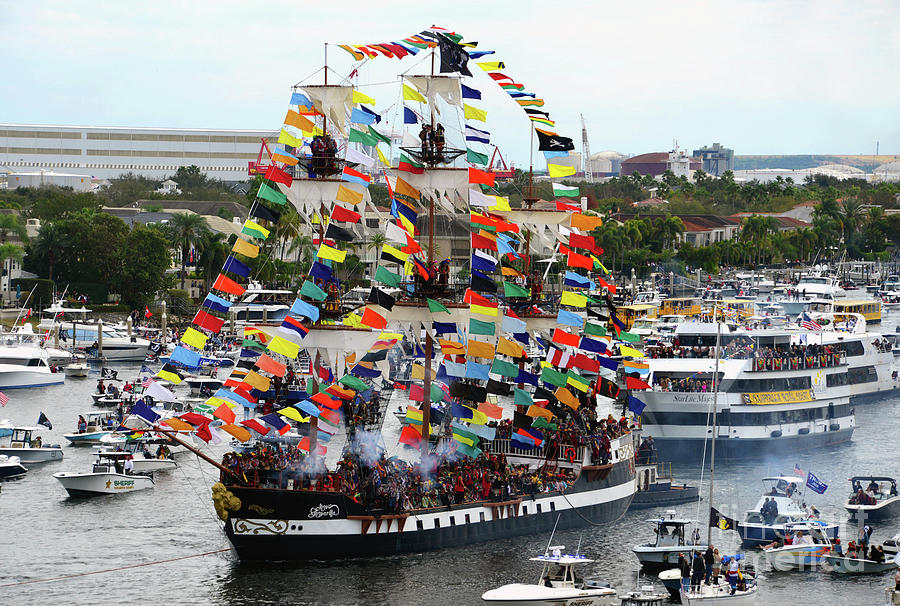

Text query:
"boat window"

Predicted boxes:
[[464, 514, 470, 524], [433, 518, 440, 529], [416, 520, 423, 531], [479, 512, 485, 522], [549, 501, 556, 511], [848, 365, 878, 385], [835, 340, 864, 357], [732, 376, 811, 391], [826, 373, 848, 387], [449, 516, 455, 526]]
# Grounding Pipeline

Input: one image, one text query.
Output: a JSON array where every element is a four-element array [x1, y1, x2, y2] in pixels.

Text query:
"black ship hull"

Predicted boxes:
[[222, 456, 635, 561]]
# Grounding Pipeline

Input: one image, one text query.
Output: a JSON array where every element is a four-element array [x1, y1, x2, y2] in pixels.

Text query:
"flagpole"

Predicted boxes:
[[525, 124, 537, 209], [707, 305, 721, 545]]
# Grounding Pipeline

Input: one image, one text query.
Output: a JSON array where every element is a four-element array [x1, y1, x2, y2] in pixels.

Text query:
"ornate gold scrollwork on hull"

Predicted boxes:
[[232, 518, 289, 535]]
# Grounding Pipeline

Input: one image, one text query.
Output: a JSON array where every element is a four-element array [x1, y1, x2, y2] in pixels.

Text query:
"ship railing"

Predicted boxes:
[[750, 351, 846, 372], [481, 438, 585, 464]]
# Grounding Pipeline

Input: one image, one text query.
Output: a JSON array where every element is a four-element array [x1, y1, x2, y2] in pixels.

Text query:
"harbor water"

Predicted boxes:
[[1, 311, 898, 605]]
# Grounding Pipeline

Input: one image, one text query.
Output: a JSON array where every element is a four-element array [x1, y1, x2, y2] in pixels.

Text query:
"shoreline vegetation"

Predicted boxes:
[[0, 167, 897, 311]]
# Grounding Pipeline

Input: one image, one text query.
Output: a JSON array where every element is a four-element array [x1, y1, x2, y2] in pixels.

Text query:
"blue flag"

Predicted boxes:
[[806, 472, 828, 494], [461, 83, 482, 99], [130, 402, 159, 424], [309, 261, 333, 281], [290, 92, 312, 107], [628, 395, 647, 416], [37, 412, 53, 430], [350, 108, 377, 125], [222, 255, 250, 278], [403, 106, 419, 124]]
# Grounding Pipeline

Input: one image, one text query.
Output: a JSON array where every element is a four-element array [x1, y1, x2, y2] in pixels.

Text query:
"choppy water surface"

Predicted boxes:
[[0, 309, 898, 606]]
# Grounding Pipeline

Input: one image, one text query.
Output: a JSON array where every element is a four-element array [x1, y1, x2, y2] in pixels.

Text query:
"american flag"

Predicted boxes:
[[0, 391, 8, 407], [800, 312, 822, 331], [794, 463, 805, 477], [141, 377, 154, 389]]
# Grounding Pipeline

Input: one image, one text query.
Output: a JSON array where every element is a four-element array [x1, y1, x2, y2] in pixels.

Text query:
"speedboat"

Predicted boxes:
[[0, 329, 65, 389], [632, 511, 707, 569], [0, 425, 63, 463], [64, 353, 89, 378], [53, 452, 154, 497], [846, 476, 900, 520], [824, 553, 895, 574], [680, 575, 758, 605], [737, 476, 838, 545], [481, 546, 618, 606], [619, 586, 668, 605], [95, 438, 176, 474], [63, 411, 117, 445], [761, 521, 833, 571], [0, 454, 27, 480]]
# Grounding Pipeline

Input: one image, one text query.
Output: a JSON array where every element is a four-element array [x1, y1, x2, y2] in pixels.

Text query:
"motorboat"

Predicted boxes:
[[0, 454, 27, 480], [761, 521, 833, 571], [481, 546, 618, 606], [0, 329, 65, 389], [0, 424, 64, 463], [846, 476, 900, 520], [659, 563, 758, 603], [737, 476, 838, 546], [95, 438, 176, 474], [680, 576, 758, 605], [632, 511, 707, 569], [53, 452, 154, 497], [38, 303, 152, 361], [64, 353, 89, 378], [618, 586, 668, 605], [824, 553, 895, 574], [631, 439, 699, 509], [63, 411, 117, 445], [228, 281, 294, 325]]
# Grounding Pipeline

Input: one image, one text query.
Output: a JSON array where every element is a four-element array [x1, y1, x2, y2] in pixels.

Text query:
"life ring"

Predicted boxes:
[[564, 447, 577, 462]]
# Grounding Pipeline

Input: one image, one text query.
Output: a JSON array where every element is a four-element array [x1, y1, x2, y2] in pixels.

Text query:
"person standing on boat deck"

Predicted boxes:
[[726, 557, 740, 594], [691, 551, 705, 592], [678, 553, 691, 592], [703, 545, 714, 584], [124, 455, 134, 475], [711, 548, 722, 584]]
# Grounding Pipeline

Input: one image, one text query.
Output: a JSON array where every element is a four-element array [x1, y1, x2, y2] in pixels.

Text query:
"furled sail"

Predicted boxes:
[[302, 85, 355, 136]]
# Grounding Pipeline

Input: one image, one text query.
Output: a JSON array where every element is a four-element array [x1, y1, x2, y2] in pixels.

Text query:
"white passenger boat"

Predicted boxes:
[[632, 512, 706, 569], [762, 522, 833, 571], [95, 438, 176, 474], [54, 452, 154, 497], [63, 411, 117, 445], [481, 546, 618, 606], [0, 425, 63, 463], [619, 586, 668, 605], [737, 476, 838, 546], [846, 476, 900, 520], [0, 454, 28, 480], [38, 304, 151, 361], [824, 554, 895, 574], [680, 578, 758, 605], [64, 353, 89, 378], [0, 329, 65, 389]]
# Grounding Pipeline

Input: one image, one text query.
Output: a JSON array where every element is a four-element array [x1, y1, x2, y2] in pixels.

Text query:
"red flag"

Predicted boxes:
[[571, 353, 600, 373], [569, 233, 598, 254], [194, 423, 212, 443], [567, 251, 593, 270], [213, 273, 246, 296], [311, 391, 341, 409], [298, 437, 327, 455], [556, 201, 580, 212], [330, 205, 361, 223], [552, 328, 580, 348], [409, 384, 425, 401], [463, 289, 495, 307], [360, 307, 387, 329], [193, 310, 224, 333], [399, 424, 422, 448], [213, 403, 236, 424], [144, 305, 152, 318], [471, 232, 497, 250], [265, 165, 292, 187], [626, 376, 651, 390], [468, 167, 495, 187], [240, 419, 270, 435]]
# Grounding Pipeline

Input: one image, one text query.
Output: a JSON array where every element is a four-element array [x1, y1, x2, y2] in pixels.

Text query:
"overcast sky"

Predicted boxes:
[[2, 0, 897, 166]]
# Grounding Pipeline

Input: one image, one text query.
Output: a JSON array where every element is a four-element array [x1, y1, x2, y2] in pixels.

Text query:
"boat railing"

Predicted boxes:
[[482, 438, 585, 464], [750, 351, 846, 371]]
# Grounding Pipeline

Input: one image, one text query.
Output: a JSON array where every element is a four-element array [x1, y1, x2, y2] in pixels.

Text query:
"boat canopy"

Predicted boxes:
[[849, 476, 896, 483]]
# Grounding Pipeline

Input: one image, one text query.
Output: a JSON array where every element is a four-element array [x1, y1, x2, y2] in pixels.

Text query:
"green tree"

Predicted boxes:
[[196, 231, 228, 291], [166, 213, 209, 289], [117, 225, 172, 308], [0, 214, 28, 244]]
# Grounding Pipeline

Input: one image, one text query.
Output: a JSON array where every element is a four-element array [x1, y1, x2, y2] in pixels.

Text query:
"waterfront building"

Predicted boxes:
[[692, 143, 734, 176]]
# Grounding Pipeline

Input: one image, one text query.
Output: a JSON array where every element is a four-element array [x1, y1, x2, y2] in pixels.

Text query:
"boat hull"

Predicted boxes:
[[0, 446, 63, 463], [0, 461, 27, 480], [680, 584, 757, 605], [737, 522, 839, 546], [481, 584, 617, 606], [63, 431, 111, 445], [634, 545, 708, 569], [846, 496, 900, 520], [651, 426, 853, 462], [824, 555, 895, 574], [630, 485, 700, 509], [53, 471, 153, 496], [764, 544, 830, 570], [0, 370, 65, 389], [223, 457, 635, 561]]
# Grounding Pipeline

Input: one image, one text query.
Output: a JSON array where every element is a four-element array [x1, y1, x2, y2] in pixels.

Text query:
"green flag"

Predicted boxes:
[[469, 318, 495, 336], [300, 279, 327, 302], [541, 367, 568, 388], [368, 126, 391, 145], [339, 374, 369, 391], [427, 298, 449, 314], [503, 281, 531, 298], [466, 148, 489, 165], [375, 266, 402, 287], [552, 183, 580, 198], [258, 181, 287, 205], [491, 358, 519, 378], [619, 331, 642, 343], [349, 128, 380, 146], [567, 370, 590, 391], [584, 322, 607, 336], [532, 417, 558, 430], [514, 387, 534, 407], [430, 383, 444, 402], [242, 338, 266, 350]]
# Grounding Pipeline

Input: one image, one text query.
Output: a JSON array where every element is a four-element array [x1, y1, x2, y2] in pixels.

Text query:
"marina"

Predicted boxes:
[[0, 8, 898, 606]]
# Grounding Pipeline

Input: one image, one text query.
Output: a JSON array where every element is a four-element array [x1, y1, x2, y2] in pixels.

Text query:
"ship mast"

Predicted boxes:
[[420, 48, 437, 459], [706, 306, 721, 545]]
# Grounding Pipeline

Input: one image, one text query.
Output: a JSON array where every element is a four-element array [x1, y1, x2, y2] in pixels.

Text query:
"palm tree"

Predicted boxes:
[[656, 216, 685, 251], [167, 213, 209, 289], [0, 243, 24, 296], [30, 222, 67, 282], [196, 231, 227, 291], [838, 198, 865, 244], [0, 214, 28, 244], [273, 210, 302, 261]]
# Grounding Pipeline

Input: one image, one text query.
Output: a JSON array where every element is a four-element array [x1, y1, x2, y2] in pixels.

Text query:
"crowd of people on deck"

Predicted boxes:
[[653, 376, 713, 393], [678, 546, 748, 596], [418, 124, 446, 164], [753, 343, 844, 370], [308, 134, 338, 177], [645, 339, 754, 360]]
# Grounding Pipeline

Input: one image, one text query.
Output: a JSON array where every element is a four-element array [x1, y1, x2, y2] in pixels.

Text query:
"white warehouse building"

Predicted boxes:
[[0, 123, 276, 183]]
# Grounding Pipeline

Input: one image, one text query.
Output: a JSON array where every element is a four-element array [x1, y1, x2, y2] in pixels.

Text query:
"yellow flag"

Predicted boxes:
[[317, 244, 346, 263], [382, 244, 409, 263], [278, 129, 302, 148], [467, 340, 495, 359], [344, 312, 362, 328], [336, 184, 365, 205], [243, 370, 271, 392], [403, 84, 426, 103], [561, 290, 588, 307], [352, 90, 376, 105], [232, 238, 259, 258], [548, 163, 577, 178], [180, 327, 208, 350], [488, 195, 511, 211], [467, 407, 489, 425], [268, 336, 300, 359], [376, 145, 391, 167], [205, 396, 234, 409], [411, 363, 425, 380], [619, 345, 643, 359], [278, 407, 308, 422], [463, 104, 487, 122], [497, 336, 524, 358], [477, 62, 505, 71], [243, 220, 270, 240], [470, 303, 498, 317]]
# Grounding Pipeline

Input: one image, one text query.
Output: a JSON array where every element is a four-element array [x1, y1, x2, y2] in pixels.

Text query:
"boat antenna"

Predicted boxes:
[[706, 305, 722, 545], [545, 514, 562, 556], [11, 284, 37, 326]]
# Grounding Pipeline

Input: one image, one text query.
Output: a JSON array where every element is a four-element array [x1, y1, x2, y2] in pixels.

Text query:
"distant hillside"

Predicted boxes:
[[734, 154, 899, 172]]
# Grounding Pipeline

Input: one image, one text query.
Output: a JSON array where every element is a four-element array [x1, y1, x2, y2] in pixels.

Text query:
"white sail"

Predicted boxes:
[[302, 85, 355, 136], [277, 180, 371, 216], [406, 75, 462, 114]]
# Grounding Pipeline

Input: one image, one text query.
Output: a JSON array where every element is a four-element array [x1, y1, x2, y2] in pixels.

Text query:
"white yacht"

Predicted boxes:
[[37, 303, 151, 361], [0, 329, 65, 389], [54, 452, 154, 497], [736, 476, 838, 546], [632, 512, 706, 569], [228, 281, 294, 324], [761, 521, 833, 571], [95, 439, 176, 474], [0, 425, 64, 463], [640, 324, 856, 460]]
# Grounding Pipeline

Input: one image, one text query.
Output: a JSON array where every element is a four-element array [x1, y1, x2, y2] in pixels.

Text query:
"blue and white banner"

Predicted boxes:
[[806, 472, 828, 494]]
